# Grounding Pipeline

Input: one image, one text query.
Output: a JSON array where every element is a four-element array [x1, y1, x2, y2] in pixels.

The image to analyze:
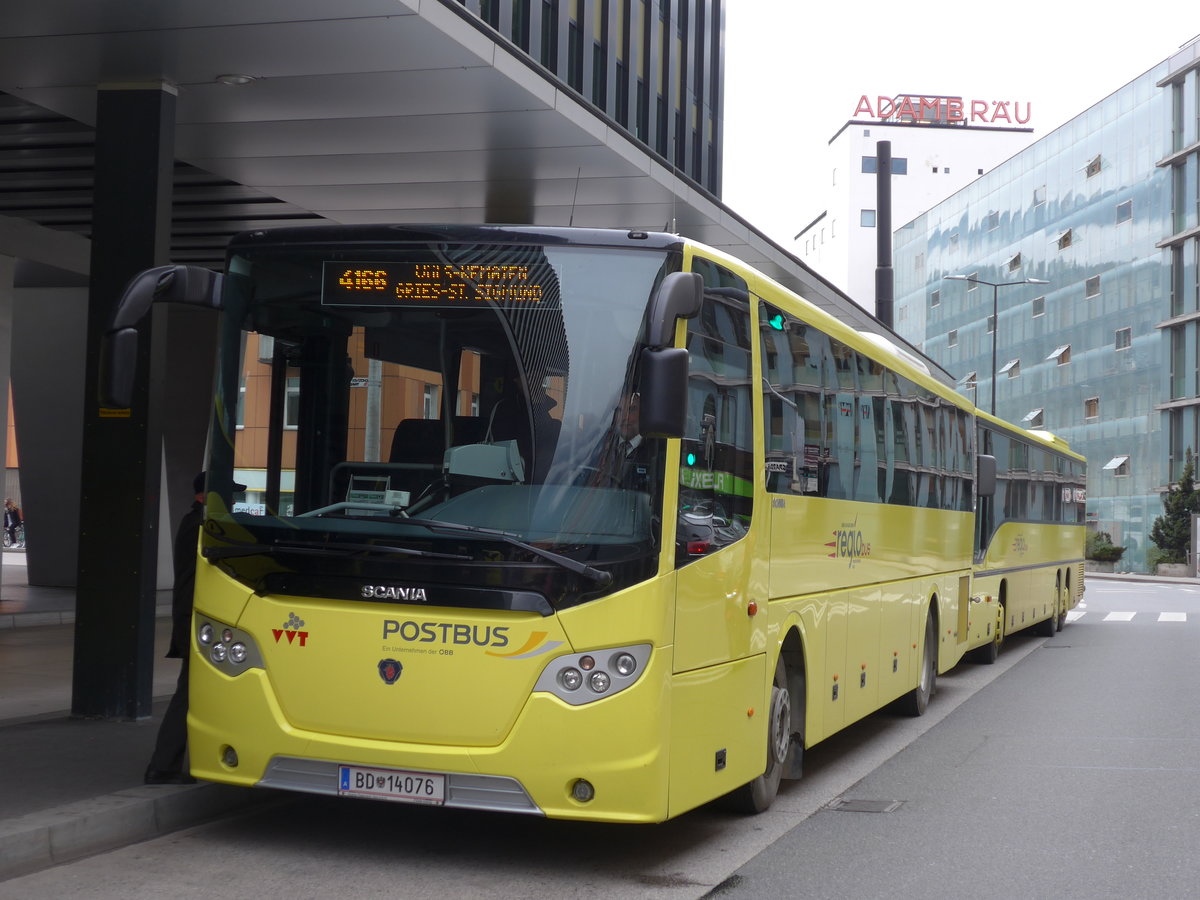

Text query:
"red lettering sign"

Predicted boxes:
[[852, 95, 1031, 126]]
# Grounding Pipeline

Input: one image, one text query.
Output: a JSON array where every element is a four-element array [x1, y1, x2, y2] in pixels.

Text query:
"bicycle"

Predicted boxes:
[[3, 524, 25, 549]]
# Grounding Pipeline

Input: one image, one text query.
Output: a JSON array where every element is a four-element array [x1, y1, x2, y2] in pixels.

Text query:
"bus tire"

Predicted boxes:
[[970, 633, 999, 665], [900, 609, 936, 716], [723, 656, 792, 814], [1037, 581, 1059, 637], [1056, 580, 1069, 631]]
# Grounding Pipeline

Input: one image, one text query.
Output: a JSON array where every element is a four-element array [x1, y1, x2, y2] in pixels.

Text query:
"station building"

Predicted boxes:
[[893, 36, 1200, 572], [0, 1, 936, 717]]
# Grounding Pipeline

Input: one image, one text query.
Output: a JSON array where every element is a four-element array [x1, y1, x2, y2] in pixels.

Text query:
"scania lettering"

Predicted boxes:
[[100, 224, 1084, 823]]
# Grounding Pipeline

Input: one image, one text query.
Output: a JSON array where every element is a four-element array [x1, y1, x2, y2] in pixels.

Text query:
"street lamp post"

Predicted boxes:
[[944, 274, 1049, 416]]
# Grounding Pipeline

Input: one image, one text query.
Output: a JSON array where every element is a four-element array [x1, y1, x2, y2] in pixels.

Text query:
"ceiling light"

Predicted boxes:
[[215, 74, 255, 86]]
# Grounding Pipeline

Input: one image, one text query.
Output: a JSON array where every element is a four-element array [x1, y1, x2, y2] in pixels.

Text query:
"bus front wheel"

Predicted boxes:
[[724, 656, 793, 814]]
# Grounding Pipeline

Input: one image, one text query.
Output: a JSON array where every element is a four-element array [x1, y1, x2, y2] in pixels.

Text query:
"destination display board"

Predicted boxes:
[[322, 261, 546, 308]]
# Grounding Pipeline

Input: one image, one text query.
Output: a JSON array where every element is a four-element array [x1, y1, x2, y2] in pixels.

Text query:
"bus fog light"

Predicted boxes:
[[613, 652, 637, 677], [571, 779, 595, 802], [222, 628, 234, 643], [210, 643, 228, 663], [229, 642, 248, 665], [559, 668, 583, 691], [198, 623, 214, 645], [222, 746, 239, 768], [588, 671, 611, 693]]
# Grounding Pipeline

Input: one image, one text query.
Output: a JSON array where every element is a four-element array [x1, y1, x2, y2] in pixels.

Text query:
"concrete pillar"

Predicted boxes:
[[73, 84, 176, 720], [0, 257, 12, 600], [11, 286, 87, 587]]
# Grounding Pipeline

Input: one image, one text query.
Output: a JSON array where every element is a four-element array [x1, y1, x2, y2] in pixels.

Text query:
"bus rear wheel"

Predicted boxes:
[[900, 610, 936, 716], [1037, 581, 1060, 637], [724, 656, 793, 814]]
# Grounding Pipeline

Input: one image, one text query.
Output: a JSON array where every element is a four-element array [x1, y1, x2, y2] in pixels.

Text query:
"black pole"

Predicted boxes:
[[990, 283, 998, 416], [875, 141, 894, 327]]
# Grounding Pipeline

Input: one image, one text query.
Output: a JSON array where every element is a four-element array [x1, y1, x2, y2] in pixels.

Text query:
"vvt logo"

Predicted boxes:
[[826, 519, 871, 569], [272, 612, 309, 647], [1011, 535, 1029, 555]]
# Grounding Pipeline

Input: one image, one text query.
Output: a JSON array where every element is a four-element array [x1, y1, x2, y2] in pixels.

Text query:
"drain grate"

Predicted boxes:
[[827, 798, 903, 813]]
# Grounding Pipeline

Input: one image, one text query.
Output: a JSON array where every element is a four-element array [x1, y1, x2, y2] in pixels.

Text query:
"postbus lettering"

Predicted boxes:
[[381, 619, 510, 648]]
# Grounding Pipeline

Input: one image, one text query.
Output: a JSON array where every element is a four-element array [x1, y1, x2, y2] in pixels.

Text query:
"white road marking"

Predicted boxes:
[[1158, 612, 1188, 622]]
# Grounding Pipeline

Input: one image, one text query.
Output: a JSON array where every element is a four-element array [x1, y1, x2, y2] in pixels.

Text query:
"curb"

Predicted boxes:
[[0, 783, 271, 881]]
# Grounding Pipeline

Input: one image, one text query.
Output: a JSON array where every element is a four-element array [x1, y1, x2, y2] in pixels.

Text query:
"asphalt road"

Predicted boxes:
[[2, 579, 1195, 900], [715, 579, 1200, 900]]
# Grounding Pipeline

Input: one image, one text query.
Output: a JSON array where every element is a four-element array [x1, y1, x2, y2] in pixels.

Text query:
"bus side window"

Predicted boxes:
[[678, 262, 753, 567]]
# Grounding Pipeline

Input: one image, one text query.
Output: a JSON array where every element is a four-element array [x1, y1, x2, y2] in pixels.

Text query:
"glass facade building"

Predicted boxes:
[[894, 40, 1200, 573]]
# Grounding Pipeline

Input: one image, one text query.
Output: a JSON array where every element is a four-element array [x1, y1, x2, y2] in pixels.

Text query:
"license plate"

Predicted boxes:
[[337, 765, 446, 805]]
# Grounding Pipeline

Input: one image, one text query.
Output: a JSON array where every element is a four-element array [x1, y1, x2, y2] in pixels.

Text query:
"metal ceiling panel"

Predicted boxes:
[[0, 0, 942, 373]]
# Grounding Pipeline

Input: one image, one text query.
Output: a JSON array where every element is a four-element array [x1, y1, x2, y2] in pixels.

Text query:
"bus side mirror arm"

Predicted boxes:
[[99, 265, 224, 409], [977, 454, 996, 498], [639, 272, 703, 438]]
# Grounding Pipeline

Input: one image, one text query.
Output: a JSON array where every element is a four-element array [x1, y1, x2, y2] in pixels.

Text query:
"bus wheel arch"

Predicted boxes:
[[778, 628, 806, 780], [1037, 574, 1059, 637], [723, 633, 805, 814], [1057, 570, 1070, 631]]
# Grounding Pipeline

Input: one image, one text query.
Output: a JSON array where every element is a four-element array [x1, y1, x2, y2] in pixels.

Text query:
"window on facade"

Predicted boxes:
[[1034, 185, 1047, 205], [949, 233, 959, 252], [1085, 155, 1102, 178], [930, 289, 941, 308], [285, 376, 301, 429], [999, 359, 1020, 378], [1116, 199, 1132, 223], [1056, 229, 1073, 250], [1022, 408, 1044, 428], [1115, 327, 1132, 351], [1006, 252, 1021, 271], [860, 209, 876, 227], [422, 384, 440, 419], [944, 167, 951, 174], [948, 329, 958, 347], [1085, 275, 1101, 298], [1032, 296, 1045, 318], [1102, 455, 1130, 477], [986, 210, 1000, 231], [1084, 397, 1100, 420], [987, 314, 995, 334], [1047, 344, 1071, 365], [932, 166, 939, 173]]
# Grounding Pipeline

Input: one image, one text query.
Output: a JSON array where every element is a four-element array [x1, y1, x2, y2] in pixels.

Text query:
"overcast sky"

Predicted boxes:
[[722, 2, 1199, 248]]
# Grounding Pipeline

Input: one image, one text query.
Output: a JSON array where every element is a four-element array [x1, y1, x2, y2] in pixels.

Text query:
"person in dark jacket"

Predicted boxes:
[[145, 471, 242, 783]]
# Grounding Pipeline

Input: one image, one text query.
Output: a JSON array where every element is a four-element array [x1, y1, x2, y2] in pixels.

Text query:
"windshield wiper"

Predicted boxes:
[[395, 516, 613, 586], [203, 539, 471, 561]]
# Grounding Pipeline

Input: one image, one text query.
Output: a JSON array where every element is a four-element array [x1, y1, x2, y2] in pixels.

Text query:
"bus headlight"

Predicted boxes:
[[533, 644, 652, 706], [195, 615, 263, 675]]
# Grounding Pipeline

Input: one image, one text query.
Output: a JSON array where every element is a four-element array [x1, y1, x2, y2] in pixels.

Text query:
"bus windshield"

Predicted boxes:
[[203, 236, 678, 612]]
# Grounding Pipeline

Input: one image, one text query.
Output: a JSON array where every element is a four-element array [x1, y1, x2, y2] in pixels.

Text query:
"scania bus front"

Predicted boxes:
[[178, 226, 701, 822]]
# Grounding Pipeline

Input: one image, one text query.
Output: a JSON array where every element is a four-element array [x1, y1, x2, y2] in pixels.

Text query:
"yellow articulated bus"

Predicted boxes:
[[963, 412, 1087, 663], [100, 225, 1058, 823]]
